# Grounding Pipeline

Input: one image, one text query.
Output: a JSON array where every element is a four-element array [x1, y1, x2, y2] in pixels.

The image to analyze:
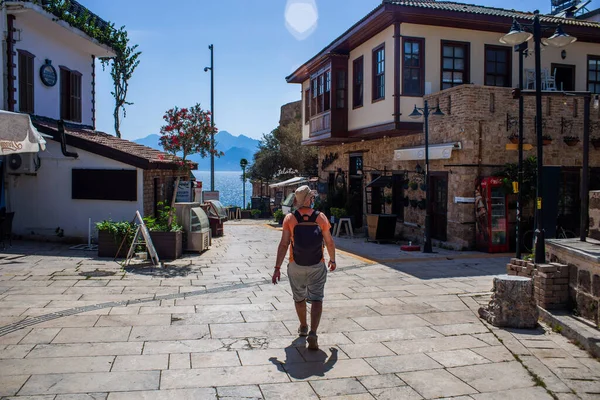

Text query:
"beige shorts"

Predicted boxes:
[[287, 261, 327, 302]]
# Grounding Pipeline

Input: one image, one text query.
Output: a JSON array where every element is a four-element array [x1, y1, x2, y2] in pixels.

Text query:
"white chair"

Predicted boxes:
[[542, 68, 557, 91], [335, 218, 354, 238], [525, 69, 536, 89]]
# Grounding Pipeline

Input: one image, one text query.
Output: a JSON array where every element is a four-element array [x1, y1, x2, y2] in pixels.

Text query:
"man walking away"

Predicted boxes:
[[272, 185, 336, 350]]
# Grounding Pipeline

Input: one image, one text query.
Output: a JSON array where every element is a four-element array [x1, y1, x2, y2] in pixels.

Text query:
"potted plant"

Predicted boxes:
[[403, 181, 409, 190], [330, 207, 347, 223], [251, 209, 261, 219], [563, 136, 580, 146], [417, 199, 426, 210], [96, 220, 136, 258], [542, 135, 553, 145], [273, 209, 284, 224], [410, 199, 418, 208], [420, 183, 427, 191], [409, 181, 419, 190], [143, 201, 183, 260], [508, 133, 519, 144], [592, 137, 600, 150]]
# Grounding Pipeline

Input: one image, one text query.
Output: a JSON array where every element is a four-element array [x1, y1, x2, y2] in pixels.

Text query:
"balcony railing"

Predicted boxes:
[[310, 111, 331, 136]]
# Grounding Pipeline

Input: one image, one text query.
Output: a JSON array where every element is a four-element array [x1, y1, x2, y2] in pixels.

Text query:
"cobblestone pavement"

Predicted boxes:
[[0, 221, 599, 399]]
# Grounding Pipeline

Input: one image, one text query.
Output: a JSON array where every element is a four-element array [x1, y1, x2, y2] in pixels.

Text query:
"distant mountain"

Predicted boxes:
[[133, 131, 260, 171]]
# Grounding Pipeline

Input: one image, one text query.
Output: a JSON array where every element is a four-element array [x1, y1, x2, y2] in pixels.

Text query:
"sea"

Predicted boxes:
[[192, 170, 253, 208]]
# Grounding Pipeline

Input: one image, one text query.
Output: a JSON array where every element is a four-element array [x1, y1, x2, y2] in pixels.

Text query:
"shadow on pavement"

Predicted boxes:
[[269, 338, 338, 379], [124, 264, 193, 278], [382, 258, 508, 280]]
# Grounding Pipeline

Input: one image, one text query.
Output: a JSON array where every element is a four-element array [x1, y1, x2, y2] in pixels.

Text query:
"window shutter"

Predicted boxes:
[[70, 72, 82, 122], [18, 51, 34, 114], [60, 68, 70, 120]]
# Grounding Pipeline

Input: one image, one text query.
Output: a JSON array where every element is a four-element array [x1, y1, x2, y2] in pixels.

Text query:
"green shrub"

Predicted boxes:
[[143, 201, 182, 232], [330, 207, 347, 220], [273, 209, 284, 223], [251, 209, 261, 217], [95, 220, 136, 245]]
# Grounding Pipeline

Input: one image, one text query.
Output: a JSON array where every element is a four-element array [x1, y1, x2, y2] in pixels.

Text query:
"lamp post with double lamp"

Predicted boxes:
[[409, 100, 444, 253], [204, 44, 215, 191], [500, 11, 576, 264]]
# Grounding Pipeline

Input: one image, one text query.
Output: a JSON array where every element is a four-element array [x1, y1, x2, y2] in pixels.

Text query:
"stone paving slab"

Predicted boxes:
[[1, 224, 600, 398]]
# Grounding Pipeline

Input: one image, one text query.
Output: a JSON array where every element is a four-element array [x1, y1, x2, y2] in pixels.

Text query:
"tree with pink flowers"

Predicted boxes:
[[159, 103, 221, 225]]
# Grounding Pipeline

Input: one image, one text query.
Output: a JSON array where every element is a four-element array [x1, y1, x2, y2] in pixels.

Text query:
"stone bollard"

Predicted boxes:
[[478, 275, 539, 329]]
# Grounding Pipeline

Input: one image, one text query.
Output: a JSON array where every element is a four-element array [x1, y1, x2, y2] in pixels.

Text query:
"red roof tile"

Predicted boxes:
[[33, 119, 197, 170]]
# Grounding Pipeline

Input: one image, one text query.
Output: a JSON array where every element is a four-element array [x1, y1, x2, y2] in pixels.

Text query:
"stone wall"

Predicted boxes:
[[143, 170, 189, 217], [546, 241, 600, 326], [590, 191, 600, 241], [506, 259, 570, 311], [317, 85, 600, 248]]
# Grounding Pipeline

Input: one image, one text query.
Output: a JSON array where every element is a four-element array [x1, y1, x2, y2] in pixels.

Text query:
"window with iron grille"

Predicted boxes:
[[372, 44, 385, 101], [441, 41, 469, 90]]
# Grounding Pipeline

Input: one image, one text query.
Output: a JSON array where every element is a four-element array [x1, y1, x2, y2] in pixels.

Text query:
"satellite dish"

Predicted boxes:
[[8, 154, 22, 170]]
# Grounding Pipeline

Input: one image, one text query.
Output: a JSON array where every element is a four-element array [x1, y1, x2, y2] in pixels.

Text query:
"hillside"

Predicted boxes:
[[134, 131, 259, 171]]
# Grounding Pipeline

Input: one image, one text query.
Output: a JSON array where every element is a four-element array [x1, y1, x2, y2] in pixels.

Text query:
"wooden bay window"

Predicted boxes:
[[485, 45, 511, 87], [372, 44, 385, 101], [402, 38, 424, 96], [441, 41, 469, 90]]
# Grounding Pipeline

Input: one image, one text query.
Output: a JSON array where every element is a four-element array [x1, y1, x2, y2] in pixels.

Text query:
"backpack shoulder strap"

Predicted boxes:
[[308, 210, 320, 223], [293, 210, 304, 224]]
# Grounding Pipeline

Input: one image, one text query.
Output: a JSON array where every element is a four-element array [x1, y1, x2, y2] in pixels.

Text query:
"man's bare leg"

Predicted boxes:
[[310, 301, 322, 333], [295, 300, 308, 328]]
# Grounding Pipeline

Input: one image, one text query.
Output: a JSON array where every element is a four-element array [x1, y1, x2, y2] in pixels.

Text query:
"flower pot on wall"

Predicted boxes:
[[508, 136, 519, 144], [149, 231, 183, 260], [410, 199, 418, 208], [542, 139, 552, 146], [592, 139, 600, 150], [563, 138, 580, 147]]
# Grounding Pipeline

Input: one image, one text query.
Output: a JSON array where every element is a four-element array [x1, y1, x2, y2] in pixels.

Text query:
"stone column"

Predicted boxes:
[[479, 275, 539, 328]]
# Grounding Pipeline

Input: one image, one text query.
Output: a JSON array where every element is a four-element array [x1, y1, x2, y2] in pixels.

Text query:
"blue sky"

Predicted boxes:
[[81, 0, 595, 141]]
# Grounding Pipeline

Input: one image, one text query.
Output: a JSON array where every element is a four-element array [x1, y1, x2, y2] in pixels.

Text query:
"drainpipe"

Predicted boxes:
[[58, 120, 78, 158], [0, 2, 6, 110]]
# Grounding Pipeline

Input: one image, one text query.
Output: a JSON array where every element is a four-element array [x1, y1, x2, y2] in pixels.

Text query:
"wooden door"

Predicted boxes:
[[430, 173, 448, 241]]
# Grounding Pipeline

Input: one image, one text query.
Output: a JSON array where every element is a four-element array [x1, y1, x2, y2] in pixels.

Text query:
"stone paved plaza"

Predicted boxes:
[[0, 220, 599, 399]]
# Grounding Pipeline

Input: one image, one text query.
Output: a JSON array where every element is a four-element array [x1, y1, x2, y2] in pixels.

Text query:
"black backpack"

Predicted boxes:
[[292, 210, 324, 266]]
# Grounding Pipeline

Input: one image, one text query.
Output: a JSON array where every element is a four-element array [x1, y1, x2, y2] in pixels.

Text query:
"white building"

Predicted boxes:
[[0, 0, 189, 243]]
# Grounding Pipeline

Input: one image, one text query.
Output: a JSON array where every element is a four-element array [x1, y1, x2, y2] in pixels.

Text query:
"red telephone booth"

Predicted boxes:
[[476, 177, 509, 253]]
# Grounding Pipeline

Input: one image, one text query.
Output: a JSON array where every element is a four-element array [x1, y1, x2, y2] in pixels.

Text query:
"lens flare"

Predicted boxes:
[[285, 0, 318, 41]]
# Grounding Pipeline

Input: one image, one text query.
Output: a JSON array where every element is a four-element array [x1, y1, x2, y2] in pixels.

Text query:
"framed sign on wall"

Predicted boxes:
[[40, 59, 57, 87]]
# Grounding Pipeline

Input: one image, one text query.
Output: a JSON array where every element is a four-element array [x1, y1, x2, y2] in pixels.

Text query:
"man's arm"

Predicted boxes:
[[275, 230, 291, 269], [322, 227, 336, 270]]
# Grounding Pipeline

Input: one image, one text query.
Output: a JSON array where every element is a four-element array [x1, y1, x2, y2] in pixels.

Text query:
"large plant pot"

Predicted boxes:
[[241, 210, 252, 219], [149, 231, 183, 260], [97, 230, 129, 258]]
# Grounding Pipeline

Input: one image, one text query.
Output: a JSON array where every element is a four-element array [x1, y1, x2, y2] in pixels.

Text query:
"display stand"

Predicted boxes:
[[123, 211, 160, 267]]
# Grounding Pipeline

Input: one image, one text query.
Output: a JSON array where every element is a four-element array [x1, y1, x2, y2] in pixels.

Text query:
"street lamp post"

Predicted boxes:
[[409, 101, 444, 253], [204, 44, 215, 191], [500, 12, 576, 264]]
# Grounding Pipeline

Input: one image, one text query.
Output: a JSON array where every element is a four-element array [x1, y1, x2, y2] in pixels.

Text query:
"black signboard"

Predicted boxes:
[[40, 60, 57, 87]]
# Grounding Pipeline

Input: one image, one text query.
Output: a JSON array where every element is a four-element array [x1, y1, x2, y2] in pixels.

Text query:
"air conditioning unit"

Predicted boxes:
[[7, 153, 38, 174]]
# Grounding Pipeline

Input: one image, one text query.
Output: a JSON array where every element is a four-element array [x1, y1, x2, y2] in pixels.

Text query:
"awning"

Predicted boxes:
[[269, 176, 308, 188], [0, 110, 47, 154], [394, 142, 461, 161]]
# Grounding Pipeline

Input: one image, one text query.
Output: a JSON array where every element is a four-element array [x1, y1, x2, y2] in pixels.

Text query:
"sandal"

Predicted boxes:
[[298, 325, 309, 337], [307, 331, 319, 350]]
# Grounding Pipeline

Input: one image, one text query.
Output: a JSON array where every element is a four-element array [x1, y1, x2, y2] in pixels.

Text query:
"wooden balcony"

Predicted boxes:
[[310, 111, 331, 137]]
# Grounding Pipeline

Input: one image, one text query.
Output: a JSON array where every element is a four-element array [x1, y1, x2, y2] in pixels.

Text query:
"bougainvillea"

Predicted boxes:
[[159, 103, 222, 171]]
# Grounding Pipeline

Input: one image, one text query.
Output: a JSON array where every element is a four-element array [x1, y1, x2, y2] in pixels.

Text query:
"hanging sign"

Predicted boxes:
[[39, 60, 57, 87]]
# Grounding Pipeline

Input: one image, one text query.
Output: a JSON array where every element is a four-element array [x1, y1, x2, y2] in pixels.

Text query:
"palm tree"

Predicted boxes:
[[240, 158, 249, 209]]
